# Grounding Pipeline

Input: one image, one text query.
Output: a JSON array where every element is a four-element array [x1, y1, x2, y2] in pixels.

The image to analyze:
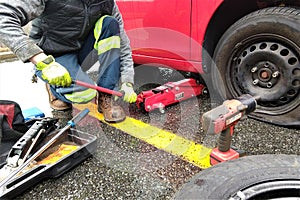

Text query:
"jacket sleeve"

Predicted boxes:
[[0, 0, 45, 62], [112, 1, 135, 84]]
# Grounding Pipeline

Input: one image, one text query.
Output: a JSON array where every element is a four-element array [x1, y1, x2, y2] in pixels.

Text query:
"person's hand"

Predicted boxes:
[[120, 82, 137, 103], [36, 55, 72, 87]]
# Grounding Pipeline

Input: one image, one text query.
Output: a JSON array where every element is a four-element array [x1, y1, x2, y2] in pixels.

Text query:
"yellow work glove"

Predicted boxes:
[[36, 55, 72, 87], [120, 82, 137, 103]]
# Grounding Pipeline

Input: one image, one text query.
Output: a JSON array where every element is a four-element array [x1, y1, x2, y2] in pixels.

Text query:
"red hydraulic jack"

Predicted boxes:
[[201, 94, 258, 165], [136, 78, 207, 113]]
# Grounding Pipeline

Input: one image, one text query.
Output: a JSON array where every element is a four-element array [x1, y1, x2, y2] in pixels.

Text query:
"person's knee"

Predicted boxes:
[[104, 17, 119, 35], [94, 16, 120, 41], [94, 16, 121, 55]]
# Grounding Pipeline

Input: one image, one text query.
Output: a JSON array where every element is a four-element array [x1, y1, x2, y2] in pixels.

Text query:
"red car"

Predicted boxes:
[[116, 0, 300, 128]]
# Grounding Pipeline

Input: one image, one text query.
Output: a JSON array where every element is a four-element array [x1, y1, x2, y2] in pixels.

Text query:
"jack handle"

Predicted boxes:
[[74, 80, 123, 97]]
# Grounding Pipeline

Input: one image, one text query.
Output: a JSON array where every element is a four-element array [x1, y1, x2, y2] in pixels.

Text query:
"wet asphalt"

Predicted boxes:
[[7, 66, 300, 199]]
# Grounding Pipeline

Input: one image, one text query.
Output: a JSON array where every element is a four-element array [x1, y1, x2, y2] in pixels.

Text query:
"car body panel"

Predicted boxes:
[[116, 0, 223, 73], [190, 0, 223, 61], [116, 1, 300, 128]]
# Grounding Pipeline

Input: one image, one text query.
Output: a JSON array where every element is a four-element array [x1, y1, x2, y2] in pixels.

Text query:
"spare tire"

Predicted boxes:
[[174, 154, 300, 199]]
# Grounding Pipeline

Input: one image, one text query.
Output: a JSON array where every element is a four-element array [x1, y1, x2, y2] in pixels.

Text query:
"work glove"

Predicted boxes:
[[36, 55, 72, 87], [119, 82, 137, 103]]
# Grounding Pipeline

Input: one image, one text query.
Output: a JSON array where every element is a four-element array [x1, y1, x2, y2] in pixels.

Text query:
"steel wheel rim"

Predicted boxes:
[[229, 180, 300, 200], [227, 34, 300, 115]]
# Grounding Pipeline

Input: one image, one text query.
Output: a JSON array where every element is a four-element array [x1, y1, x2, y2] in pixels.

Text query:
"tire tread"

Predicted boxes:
[[174, 154, 300, 199]]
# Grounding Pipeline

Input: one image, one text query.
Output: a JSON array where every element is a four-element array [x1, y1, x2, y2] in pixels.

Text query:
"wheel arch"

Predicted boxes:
[[202, 0, 300, 73]]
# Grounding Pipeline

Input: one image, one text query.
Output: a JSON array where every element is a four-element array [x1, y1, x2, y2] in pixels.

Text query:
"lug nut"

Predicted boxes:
[[253, 79, 259, 85], [272, 71, 280, 78], [267, 82, 273, 88], [251, 67, 258, 73]]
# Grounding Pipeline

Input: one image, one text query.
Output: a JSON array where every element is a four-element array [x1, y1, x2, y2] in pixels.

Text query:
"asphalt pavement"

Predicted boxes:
[[0, 59, 299, 199]]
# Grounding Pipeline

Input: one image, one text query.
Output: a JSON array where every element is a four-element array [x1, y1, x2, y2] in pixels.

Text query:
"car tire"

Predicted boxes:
[[210, 7, 300, 128], [173, 154, 300, 199]]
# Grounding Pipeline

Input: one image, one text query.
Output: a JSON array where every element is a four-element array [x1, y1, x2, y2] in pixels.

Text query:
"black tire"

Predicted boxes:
[[211, 7, 300, 128], [174, 154, 300, 199]]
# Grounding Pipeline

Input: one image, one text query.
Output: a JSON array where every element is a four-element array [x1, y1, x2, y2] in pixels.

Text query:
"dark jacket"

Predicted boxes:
[[0, 0, 134, 83], [30, 0, 114, 55]]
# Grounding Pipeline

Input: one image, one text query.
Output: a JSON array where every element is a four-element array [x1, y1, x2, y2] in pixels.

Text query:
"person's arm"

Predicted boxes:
[[112, 1, 137, 103], [30, 52, 48, 64], [112, 1, 135, 84], [0, 1, 72, 87], [0, 0, 46, 62]]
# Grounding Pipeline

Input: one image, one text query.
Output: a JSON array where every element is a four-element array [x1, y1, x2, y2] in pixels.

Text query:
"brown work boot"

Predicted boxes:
[[51, 109, 73, 127], [46, 84, 72, 111], [97, 92, 126, 123]]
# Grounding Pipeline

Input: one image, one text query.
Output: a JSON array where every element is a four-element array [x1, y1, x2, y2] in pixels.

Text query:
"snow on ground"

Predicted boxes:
[[0, 60, 52, 117]]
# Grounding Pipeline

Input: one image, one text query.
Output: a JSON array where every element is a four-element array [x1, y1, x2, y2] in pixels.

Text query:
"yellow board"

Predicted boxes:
[[75, 102, 212, 169], [38, 144, 79, 165]]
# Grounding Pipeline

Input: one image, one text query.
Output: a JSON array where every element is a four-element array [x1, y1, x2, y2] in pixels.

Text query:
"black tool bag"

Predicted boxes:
[[0, 100, 29, 165]]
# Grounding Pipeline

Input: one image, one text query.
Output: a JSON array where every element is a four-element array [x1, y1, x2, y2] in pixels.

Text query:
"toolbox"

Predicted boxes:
[[0, 107, 45, 166], [0, 128, 97, 199]]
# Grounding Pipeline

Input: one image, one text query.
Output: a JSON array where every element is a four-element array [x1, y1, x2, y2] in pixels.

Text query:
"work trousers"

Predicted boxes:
[[36, 16, 121, 104]]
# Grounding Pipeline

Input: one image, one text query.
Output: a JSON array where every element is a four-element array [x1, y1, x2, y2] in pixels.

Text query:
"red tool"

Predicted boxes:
[[201, 94, 258, 165], [136, 78, 206, 113], [74, 80, 123, 97]]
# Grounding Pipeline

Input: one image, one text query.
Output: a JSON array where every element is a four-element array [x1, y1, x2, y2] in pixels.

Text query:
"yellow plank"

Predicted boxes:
[[75, 102, 212, 169]]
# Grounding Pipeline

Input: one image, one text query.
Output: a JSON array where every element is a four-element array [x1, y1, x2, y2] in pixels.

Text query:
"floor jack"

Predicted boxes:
[[136, 78, 207, 113], [201, 94, 258, 165]]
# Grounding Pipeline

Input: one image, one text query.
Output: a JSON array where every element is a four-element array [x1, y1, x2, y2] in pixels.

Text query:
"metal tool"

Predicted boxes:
[[202, 94, 258, 165], [56, 80, 123, 97], [0, 108, 89, 192], [74, 80, 123, 97], [5, 118, 58, 168]]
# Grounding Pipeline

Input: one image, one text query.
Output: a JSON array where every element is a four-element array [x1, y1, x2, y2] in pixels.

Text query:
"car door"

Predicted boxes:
[[116, 0, 192, 62]]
